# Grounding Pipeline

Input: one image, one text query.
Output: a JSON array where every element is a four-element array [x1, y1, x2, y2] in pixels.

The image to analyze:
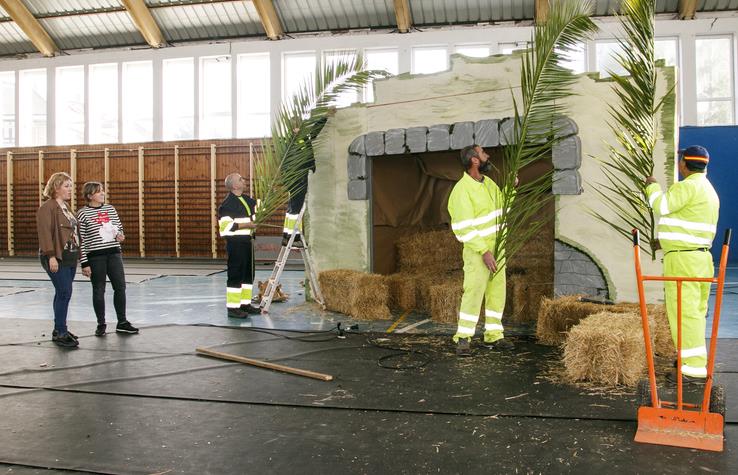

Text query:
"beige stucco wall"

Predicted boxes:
[[309, 53, 673, 303]]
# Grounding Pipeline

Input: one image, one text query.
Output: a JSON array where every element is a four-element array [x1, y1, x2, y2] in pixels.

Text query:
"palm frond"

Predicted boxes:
[[590, 0, 665, 260], [493, 0, 597, 272], [253, 53, 390, 225]]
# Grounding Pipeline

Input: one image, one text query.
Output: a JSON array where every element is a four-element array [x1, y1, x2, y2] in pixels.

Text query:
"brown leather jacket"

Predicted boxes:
[[36, 199, 77, 260]]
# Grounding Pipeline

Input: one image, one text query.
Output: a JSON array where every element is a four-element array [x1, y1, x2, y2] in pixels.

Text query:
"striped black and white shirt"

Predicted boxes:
[[77, 204, 124, 268]]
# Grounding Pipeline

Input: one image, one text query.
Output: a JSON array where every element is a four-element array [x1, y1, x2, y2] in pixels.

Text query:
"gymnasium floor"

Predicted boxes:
[[0, 258, 736, 474]]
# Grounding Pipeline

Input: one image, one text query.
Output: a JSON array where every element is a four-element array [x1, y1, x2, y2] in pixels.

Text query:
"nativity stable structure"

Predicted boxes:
[[308, 52, 677, 306]]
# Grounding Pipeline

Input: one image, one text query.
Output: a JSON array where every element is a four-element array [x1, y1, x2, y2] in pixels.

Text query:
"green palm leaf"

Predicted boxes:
[[590, 0, 670, 260], [253, 53, 389, 226], [493, 0, 597, 272]]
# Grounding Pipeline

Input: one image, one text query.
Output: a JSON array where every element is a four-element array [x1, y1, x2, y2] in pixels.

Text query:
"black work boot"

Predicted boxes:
[[484, 338, 515, 351], [456, 338, 472, 357]]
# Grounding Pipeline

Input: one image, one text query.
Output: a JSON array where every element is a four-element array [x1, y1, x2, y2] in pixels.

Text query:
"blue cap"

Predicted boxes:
[[678, 145, 709, 169]]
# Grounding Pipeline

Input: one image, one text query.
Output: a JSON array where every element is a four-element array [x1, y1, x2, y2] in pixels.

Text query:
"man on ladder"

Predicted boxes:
[[645, 145, 720, 385], [263, 119, 327, 312]]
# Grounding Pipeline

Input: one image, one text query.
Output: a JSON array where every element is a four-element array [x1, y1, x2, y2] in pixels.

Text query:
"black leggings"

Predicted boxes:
[[88, 252, 127, 324]]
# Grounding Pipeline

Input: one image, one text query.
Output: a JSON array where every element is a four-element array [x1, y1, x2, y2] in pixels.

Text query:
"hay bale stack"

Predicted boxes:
[[414, 273, 452, 314], [318, 269, 392, 320], [429, 277, 465, 324], [396, 230, 462, 274], [563, 311, 654, 387], [386, 273, 417, 311], [536, 295, 639, 346]]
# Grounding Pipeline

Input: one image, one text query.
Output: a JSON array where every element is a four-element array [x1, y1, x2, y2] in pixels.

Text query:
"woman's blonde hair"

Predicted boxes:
[[82, 181, 104, 203], [42, 172, 73, 200]]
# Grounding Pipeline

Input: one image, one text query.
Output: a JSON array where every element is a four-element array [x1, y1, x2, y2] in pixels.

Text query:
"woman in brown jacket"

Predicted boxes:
[[37, 172, 80, 348]]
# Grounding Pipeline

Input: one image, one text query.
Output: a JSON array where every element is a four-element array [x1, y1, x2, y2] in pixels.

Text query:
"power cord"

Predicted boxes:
[[366, 337, 432, 370]]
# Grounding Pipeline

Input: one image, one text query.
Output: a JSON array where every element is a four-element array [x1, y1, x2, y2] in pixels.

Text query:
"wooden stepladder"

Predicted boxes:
[[260, 203, 324, 312]]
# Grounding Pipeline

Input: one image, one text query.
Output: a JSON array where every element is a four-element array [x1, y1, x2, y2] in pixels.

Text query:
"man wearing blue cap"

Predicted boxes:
[[645, 145, 720, 384]]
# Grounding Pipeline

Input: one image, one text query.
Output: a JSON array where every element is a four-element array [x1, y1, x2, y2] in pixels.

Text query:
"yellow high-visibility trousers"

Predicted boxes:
[[453, 246, 506, 343], [664, 250, 713, 378]]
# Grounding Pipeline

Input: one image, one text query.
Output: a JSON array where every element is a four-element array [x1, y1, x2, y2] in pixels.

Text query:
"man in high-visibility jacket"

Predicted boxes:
[[218, 172, 261, 318], [447, 145, 515, 356], [645, 145, 720, 384]]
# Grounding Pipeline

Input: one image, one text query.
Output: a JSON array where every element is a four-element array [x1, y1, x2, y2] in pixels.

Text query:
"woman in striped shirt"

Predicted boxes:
[[77, 182, 139, 336]]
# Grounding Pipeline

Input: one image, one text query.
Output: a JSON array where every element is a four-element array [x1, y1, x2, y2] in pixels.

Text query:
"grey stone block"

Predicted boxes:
[[554, 115, 579, 137], [365, 131, 385, 157], [347, 179, 369, 200], [499, 118, 517, 146], [347, 154, 368, 180], [552, 169, 582, 195], [552, 136, 581, 170], [384, 129, 406, 155], [474, 119, 499, 147], [348, 135, 365, 156], [427, 124, 451, 152], [450, 121, 474, 149], [406, 127, 428, 153]]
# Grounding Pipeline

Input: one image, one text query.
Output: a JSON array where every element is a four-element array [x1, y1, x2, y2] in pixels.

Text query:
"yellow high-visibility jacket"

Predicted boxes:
[[447, 172, 504, 255], [646, 173, 719, 251]]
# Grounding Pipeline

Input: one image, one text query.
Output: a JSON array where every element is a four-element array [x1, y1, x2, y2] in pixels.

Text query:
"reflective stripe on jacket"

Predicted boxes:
[[447, 172, 503, 254], [645, 173, 719, 252], [218, 193, 256, 238]]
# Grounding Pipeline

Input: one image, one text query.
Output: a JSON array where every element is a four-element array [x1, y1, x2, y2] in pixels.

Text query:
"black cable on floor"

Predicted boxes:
[[365, 337, 432, 370]]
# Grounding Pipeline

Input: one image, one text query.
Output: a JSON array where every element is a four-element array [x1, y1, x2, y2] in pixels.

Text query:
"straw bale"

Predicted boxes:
[[318, 269, 391, 320], [429, 278, 464, 324], [415, 272, 461, 314], [504, 274, 553, 324], [536, 295, 639, 346], [396, 230, 462, 273], [351, 273, 392, 320], [386, 273, 418, 311], [650, 304, 675, 358], [563, 311, 654, 387], [319, 270, 357, 316]]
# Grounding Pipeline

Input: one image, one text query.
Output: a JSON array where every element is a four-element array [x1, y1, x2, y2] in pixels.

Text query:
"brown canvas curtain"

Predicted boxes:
[[371, 148, 551, 274]]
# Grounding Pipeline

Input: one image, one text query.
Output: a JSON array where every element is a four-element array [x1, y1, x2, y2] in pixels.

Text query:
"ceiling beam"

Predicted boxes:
[[393, 0, 412, 33], [0, 0, 58, 56], [535, 0, 549, 25], [679, 0, 698, 20], [121, 0, 165, 48], [252, 0, 284, 40]]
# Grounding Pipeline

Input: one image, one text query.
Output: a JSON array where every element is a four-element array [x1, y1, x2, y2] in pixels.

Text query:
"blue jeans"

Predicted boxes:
[[41, 255, 76, 334]]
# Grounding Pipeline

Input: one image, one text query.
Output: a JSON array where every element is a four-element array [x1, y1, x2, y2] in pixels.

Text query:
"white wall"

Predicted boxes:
[[1, 13, 738, 146]]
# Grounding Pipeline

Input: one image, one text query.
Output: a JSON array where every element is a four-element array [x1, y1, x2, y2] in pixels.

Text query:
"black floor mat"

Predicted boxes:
[[1, 391, 735, 475], [1, 324, 736, 474]]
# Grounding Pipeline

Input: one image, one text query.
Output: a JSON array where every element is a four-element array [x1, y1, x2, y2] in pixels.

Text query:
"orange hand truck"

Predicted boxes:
[[632, 228, 731, 452]]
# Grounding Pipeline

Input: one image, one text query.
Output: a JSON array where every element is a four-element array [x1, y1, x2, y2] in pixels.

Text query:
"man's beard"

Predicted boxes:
[[479, 160, 492, 173]]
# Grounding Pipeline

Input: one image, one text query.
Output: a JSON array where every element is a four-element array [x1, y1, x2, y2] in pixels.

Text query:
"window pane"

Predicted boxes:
[[19, 69, 47, 146], [0, 71, 15, 147], [596, 41, 628, 78], [283, 52, 316, 102], [324, 50, 358, 108], [455, 44, 491, 58], [200, 56, 232, 139], [365, 47, 399, 103], [696, 37, 732, 100], [697, 100, 733, 125], [89, 63, 118, 144], [122, 61, 153, 142], [237, 53, 270, 138], [55, 66, 84, 146], [163, 58, 194, 141], [557, 42, 586, 73], [655, 38, 678, 67], [412, 46, 447, 74]]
